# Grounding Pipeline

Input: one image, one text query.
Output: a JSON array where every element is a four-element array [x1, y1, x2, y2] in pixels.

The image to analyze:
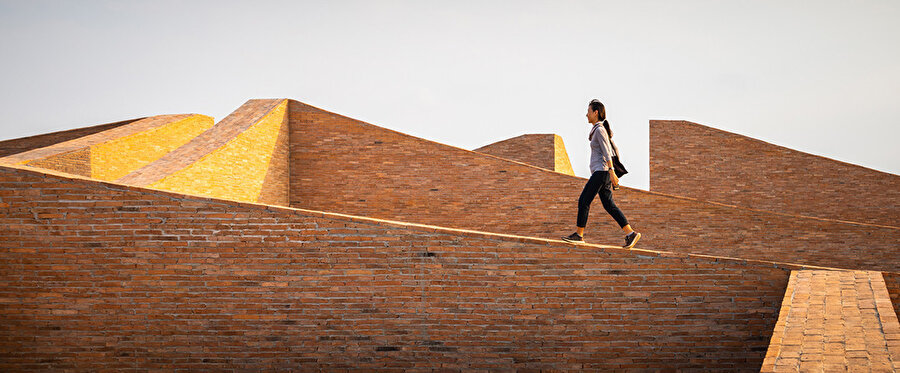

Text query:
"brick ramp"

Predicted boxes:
[[761, 270, 900, 372], [0, 163, 855, 371]]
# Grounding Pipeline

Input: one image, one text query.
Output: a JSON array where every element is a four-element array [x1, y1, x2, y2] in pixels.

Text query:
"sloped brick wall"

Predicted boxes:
[[287, 100, 900, 273], [883, 272, 900, 324], [649, 120, 900, 227], [146, 100, 288, 203], [24, 148, 91, 177], [0, 164, 810, 371], [0, 118, 141, 158], [257, 105, 291, 206], [474, 134, 574, 175]]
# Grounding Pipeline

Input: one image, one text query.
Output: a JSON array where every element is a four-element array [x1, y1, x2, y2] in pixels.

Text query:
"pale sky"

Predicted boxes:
[[1, 0, 898, 190]]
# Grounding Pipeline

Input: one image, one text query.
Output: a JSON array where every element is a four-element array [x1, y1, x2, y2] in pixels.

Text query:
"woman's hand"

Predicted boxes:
[[609, 169, 619, 188]]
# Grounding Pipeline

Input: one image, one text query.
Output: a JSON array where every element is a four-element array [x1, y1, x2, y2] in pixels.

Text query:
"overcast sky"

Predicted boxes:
[[1, 0, 897, 190]]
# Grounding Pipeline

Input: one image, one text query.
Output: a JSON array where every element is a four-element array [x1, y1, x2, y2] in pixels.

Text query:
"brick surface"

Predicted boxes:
[[0, 117, 141, 158], [0, 98, 897, 372], [474, 134, 575, 175], [24, 147, 91, 177], [89, 114, 215, 181], [116, 99, 283, 186], [0, 164, 805, 371], [257, 102, 291, 206], [148, 100, 288, 203], [0, 115, 194, 166], [287, 100, 900, 274], [650, 120, 900, 227], [761, 270, 900, 372]]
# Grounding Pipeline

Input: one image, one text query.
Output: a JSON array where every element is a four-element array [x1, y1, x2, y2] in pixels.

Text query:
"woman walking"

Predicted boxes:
[[562, 99, 641, 249]]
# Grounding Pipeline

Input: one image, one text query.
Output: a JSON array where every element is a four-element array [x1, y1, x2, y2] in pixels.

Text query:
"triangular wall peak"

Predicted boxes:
[[474, 134, 575, 175]]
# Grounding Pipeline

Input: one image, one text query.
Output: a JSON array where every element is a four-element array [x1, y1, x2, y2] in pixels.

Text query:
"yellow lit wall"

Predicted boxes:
[[148, 100, 288, 203], [554, 134, 575, 176], [90, 115, 215, 181]]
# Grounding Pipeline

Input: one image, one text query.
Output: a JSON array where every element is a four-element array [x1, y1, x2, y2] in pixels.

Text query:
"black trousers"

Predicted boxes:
[[577, 170, 629, 229]]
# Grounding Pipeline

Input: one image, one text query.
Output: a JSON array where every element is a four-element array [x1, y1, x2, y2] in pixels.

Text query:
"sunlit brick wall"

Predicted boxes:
[[287, 100, 900, 275], [0, 165, 807, 371], [649, 120, 900, 227]]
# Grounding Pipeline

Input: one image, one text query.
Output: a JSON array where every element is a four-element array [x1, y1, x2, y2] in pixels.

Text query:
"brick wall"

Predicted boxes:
[[0, 115, 197, 167], [116, 100, 282, 187], [24, 148, 91, 177], [0, 164, 812, 371], [760, 271, 900, 371], [146, 100, 288, 204], [474, 134, 575, 175], [649, 120, 900, 227], [0, 118, 142, 158], [257, 103, 291, 206], [883, 272, 900, 327], [6, 115, 216, 182], [89, 114, 215, 181], [287, 100, 900, 274]]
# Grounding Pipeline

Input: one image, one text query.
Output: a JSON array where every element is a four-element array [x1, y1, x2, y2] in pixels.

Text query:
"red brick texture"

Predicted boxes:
[[23, 147, 92, 177], [257, 108, 291, 206], [474, 134, 574, 175], [883, 272, 900, 329], [649, 120, 900, 227], [0, 164, 813, 371], [761, 271, 900, 372], [287, 100, 900, 274], [0, 118, 142, 158]]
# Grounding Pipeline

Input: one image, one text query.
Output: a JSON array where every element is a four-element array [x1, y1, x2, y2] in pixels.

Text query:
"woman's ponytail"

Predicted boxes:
[[589, 99, 612, 139]]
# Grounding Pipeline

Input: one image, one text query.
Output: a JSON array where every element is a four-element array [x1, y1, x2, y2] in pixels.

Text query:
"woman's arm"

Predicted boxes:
[[608, 160, 619, 187]]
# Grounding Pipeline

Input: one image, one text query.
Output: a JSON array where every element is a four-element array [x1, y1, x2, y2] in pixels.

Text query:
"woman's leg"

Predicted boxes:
[[597, 172, 630, 229], [576, 171, 605, 233]]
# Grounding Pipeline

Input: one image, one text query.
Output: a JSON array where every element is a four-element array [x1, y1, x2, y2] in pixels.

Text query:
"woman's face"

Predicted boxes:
[[586, 106, 599, 124]]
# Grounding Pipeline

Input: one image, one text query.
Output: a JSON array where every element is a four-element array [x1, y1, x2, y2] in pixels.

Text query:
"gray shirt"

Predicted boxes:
[[589, 122, 614, 173]]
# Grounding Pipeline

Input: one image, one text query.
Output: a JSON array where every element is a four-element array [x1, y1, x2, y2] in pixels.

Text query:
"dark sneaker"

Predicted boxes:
[[561, 232, 584, 244], [623, 232, 641, 249]]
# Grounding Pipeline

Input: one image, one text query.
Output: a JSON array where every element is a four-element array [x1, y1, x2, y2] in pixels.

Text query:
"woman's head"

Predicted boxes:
[[587, 99, 612, 137], [587, 99, 606, 124]]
